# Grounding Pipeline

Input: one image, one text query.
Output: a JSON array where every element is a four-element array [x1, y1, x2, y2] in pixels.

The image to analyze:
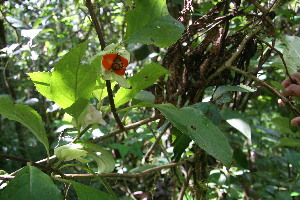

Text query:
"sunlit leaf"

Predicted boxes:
[[114, 63, 170, 107], [50, 41, 97, 118], [28, 72, 52, 100]]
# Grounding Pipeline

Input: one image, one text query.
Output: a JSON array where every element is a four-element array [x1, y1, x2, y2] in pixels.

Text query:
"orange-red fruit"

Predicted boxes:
[[102, 53, 128, 75]]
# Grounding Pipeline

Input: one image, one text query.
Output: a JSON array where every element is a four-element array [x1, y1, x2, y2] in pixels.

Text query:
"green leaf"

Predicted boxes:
[[156, 104, 232, 168], [172, 127, 191, 162], [270, 80, 286, 92], [57, 179, 115, 200], [0, 97, 50, 157], [191, 102, 221, 125], [0, 166, 63, 200], [221, 109, 251, 141], [50, 41, 97, 118], [282, 35, 300, 74], [27, 72, 52, 100], [279, 137, 300, 147], [226, 119, 251, 141], [124, 0, 184, 47], [80, 143, 115, 174], [115, 63, 170, 107], [213, 85, 256, 100]]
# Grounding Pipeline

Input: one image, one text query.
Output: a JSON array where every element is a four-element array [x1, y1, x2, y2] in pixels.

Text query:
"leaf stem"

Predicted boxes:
[[85, 0, 125, 131]]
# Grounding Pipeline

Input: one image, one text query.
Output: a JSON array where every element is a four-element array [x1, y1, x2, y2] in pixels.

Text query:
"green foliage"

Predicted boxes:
[[0, 166, 63, 200], [58, 179, 115, 200], [2, 0, 300, 199], [114, 63, 170, 107], [282, 35, 300, 74], [0, 97, 50, 157], [156, 104, 232, 168], [124, 0, 184, 47], [213, 85, 257, 100]]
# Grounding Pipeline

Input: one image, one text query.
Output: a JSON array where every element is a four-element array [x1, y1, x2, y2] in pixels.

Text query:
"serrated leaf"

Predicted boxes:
[[0, 97, 50, 157], [0, 166, 63, 200], [50, 41, 97, 118], [115, 63, 170, 107], [213, 85, 256, 100], [156, 104, 232, 168], [124, 0, 184, 47], [57, 179, 114, 200], [27, 72, 52, 100]]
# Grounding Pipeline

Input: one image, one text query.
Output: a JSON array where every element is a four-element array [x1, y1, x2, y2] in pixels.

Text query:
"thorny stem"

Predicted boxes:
[[85, 0, 125, 132]]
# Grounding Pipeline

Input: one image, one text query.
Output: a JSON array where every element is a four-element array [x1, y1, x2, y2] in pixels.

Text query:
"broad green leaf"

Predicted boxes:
[[132, 90, 155, 105], [115, 63, 170, 107], [92, 79, 116, 101], [57, 179, 114, 200], [221, 109, 251, 141], [213, 85, 256, 100], [54, 143, 90, 163], [0, 97, 49, 157], [279, 137, 300, 147], [124, 0, 184, 47], [191, 102, 221, 125], [80, 143, 115, 173], [50, 41, 97, 118], [27, 72, 52, 100], [156, 104, 232, 168], [226, 119, 251, 141], [282, 35, 300, 74], [0, 166, 63, 200]]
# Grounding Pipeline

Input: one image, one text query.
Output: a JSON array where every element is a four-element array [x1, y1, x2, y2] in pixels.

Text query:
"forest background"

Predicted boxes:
[[1, 0, 300, 199]]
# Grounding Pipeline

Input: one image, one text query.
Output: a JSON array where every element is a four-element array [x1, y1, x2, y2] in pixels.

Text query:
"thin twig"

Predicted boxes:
[[91, 115, 162, 143], [177, 166, 193, 200], [229, 66, 300, 116], [0, 154, 64, 177], [193, 24, 263, 103], [257, 38, 295, 84], [142, 123, 171, 164]]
